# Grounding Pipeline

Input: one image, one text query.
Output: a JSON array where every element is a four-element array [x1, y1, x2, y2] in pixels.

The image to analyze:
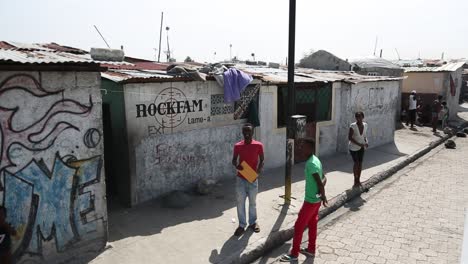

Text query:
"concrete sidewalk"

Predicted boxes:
[[90, 109, 468, 264]]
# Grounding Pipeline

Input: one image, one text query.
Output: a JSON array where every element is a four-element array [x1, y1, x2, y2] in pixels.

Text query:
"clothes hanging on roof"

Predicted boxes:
[[233, 83, 261, 120], [166, 65, 207, 81], [223, 68, 253, 103], [199, 64, 228, 87], [247, 100, 260, 127]]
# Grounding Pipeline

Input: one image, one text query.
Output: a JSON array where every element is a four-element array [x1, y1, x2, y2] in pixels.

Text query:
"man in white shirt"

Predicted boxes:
[[406, 90, 417, 128]]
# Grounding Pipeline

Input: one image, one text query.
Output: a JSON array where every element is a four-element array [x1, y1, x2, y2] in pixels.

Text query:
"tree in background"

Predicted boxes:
[[184, 56, 194, 62]]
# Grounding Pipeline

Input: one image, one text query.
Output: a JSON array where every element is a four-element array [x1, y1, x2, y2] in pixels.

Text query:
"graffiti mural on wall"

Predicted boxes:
[[153, 143, 208, 166], [0, 74, 105, 262]]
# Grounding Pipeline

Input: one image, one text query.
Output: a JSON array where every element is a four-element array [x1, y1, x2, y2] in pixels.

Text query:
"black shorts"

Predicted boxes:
[[350, 148, 365, 163], [408, 109, 416, 122]]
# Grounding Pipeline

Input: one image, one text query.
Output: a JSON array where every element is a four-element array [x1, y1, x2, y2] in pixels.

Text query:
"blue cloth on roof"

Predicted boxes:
[[223, 68, 253, 103]]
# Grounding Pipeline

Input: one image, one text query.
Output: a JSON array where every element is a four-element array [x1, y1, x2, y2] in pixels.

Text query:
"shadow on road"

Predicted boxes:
[[209, 231, 253, 263], [106, 165, 306, 243], [323, 141, 405, 175], [343, 194, 367, 212], [256, 204, 291, 264]]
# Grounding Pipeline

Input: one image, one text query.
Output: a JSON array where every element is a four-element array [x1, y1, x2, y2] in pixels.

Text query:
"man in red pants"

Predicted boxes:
[[280, 140, 327, 262]]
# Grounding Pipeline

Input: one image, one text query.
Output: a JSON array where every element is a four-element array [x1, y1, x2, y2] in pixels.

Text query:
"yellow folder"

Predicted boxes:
[[239, 161, 258, 183]]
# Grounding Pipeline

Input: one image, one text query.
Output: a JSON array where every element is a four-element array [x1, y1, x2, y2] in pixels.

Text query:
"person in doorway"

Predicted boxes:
[[431, 95, 443, 133], [280, 140, 327, 262], [406, 90, 418, 128], [0, 206, 16, 264], [440, 102, 449, 129], [349, 112, 368, 187], [232, 123, 264, 236]]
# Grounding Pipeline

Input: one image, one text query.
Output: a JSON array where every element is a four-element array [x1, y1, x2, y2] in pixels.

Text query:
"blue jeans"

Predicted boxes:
[[236, 177, 258, 228]]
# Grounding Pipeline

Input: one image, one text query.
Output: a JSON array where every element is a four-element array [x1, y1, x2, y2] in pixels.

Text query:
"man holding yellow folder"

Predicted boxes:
[[232, 123, 264, 236]]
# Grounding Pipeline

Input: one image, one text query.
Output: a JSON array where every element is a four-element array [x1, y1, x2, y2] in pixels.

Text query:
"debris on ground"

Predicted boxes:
[[445, 140, 457, 149], [196, 178, 217, 195], [443, 127, 453, 135]]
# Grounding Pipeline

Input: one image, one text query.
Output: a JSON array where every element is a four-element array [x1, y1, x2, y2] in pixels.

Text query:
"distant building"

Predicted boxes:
[[298, 50, 352, 71], [393, 59, 424, 68], [424, 59, 446, 67], [402, 62, 466, 120], [461, 68, 468, 102], [351, 57, 404, 77]]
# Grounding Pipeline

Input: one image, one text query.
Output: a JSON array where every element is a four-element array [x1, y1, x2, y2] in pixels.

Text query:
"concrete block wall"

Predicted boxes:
[[0, 71, 107, 263], [135, 124, 242, 203], [122, 80, 278, 205], [257, 85, 286, 169], [363, 83, 399, 148], [120, 80, 291, 204], [336, 81, 400, 152]]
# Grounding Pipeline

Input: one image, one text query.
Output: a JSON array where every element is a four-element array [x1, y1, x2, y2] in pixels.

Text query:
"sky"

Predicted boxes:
[[1, 0, 467, 64]]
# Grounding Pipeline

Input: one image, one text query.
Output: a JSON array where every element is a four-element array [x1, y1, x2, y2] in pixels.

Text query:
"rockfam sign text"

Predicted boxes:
[[136, 99, 203, 117], [135, 87, 208, 129]]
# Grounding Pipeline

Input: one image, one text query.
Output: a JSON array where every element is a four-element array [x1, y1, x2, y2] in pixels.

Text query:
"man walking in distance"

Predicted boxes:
[[432, 95, 443, 133], [349, 111, 368, 187], [406, 90, 417, 128], [280, 139, 327, 262], [232, 123, 264, 236]]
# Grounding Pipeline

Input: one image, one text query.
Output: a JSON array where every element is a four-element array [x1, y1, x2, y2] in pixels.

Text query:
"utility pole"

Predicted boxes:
[[373, 36, 378, 56], [395, 48, 401, 60], [284, 0, 297, 205], [230, 44, 232, 61], [166, 26, 171, 62], [157, 12, 164, 62]]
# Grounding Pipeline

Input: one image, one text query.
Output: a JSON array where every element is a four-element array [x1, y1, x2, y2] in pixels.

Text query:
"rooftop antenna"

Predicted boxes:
[[373, 36, 378, 56], [394, 48, 401, 60], [93, 25, 111, 49], [165, 26, 171, 62], [153, 48, 158, 61], [157, 12, 164, 62]]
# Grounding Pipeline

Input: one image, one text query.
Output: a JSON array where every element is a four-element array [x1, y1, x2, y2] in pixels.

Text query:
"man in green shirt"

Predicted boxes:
[[280, 140, 327, 262]]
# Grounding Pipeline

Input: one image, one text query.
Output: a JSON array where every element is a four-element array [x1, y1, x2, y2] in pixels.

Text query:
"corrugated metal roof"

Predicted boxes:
[[101, 61, 168, 70], [0, 48, 95, 64], [102, 63, 404, 84], [236, 65, 404, 84], [351, 57, 402, 70], [101, 69, 175, 82], [404, 62, 466, 73], [0, 41, 160, 70], [0, 41, 97, 66], [2, 41, 53, 51]]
